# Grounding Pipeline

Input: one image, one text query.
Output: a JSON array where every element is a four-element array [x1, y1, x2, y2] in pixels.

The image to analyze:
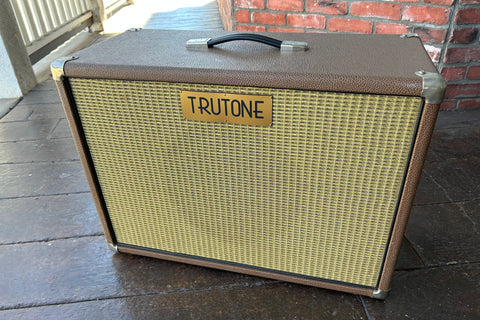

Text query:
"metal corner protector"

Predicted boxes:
[[400, 33, 420, 39], [372, 289, 390, 300], [107, 243, 119, 253], [51, 56, 78, 81], [415, 70, 447, 105]]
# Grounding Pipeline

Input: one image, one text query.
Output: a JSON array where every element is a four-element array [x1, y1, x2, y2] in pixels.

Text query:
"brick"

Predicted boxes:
[[219, 0, 233, 30], [424, 45, 442, 62], [424, 0, 454, 4], [268, 0, 303, 11], [414, 27, 448, 44], [459, 0, 480, 4], [251, 12, 286, 25], [328, 18, 373, 33], [375, 23, 410, 35], [455, 8, 480, 25], [444, 46, 480, 63], [440, 99, 457, 110], [288, 14, 326, 29], [444, 83, 480, 98], [268, 27, 305, 33], [234, 10, 250, 23], [234, 0, 265, 9], [218, 0, 233, 31], [235, 24, 266, 32], [441, 66, 467, 81], [466, 65, 480, 80], [306, 0, 347, 15], [393, 0, 420, 2], [449, 28, 478, 44], [350, 2, 402, 20], [402, 6, 450, 25], [458, 98, 480, 109]]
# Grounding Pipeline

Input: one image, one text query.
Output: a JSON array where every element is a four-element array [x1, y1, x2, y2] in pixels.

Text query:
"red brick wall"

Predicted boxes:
[[217, 0, 233, 31], [441, 2, 480, 109], [217, 0, 480, 110]]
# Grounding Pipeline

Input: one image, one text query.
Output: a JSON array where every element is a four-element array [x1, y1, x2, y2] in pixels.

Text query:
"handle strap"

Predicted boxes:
[[186, 33, 308, 51]]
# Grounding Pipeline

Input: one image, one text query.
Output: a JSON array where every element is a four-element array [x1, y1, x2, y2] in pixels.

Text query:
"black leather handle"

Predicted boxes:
[[186, 33, 308, 51], [207, 33, 282, 49]]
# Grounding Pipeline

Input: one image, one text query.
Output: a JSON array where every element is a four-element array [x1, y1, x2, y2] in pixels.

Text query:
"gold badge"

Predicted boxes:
[[181, 91, 272, 126]]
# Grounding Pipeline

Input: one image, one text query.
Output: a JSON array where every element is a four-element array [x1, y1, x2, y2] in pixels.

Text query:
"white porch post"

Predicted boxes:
[[0, 1, 37, 98], [88, 0, 106, 32]]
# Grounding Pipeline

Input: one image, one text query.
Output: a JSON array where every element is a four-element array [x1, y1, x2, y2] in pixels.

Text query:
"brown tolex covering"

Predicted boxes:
[[377, 102, 440, 292], [62, 30, 437, 97], [54, 79, 115, 244]]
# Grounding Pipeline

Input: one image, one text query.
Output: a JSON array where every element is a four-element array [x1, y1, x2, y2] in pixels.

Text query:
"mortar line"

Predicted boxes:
[[359, 296, 373, 320], [412, 197, 480, 207], [46, 118, 63, 139], [401, 236, 427, 267], [0, 115, 65, 124], [0, 191, 91, 201], [423, 170, 479, 233], [0, 234, 104, 247], [0, 159, 80, 166], [0, 280, 279, 311], [0, 136, 72, 144]]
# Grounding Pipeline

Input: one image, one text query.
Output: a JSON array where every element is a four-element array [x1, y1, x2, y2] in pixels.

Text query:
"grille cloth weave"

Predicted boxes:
[[69, 78, 422, 287]]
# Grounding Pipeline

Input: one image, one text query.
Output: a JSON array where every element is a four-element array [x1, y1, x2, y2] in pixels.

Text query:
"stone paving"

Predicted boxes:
[[0, 1, 479, 319]]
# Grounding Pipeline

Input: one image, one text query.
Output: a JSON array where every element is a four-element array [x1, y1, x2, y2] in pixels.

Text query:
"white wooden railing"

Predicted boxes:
[[9, 0, 101, 64], [11, 0, 90, 46], [1, 0, 130, 98]]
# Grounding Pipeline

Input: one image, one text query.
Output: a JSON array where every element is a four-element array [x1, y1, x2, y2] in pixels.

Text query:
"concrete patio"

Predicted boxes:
[[1, 1, 479, 319]]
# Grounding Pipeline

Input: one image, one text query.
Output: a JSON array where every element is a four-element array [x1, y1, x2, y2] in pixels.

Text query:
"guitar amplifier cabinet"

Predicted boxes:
[[52, 30, 445, 299]]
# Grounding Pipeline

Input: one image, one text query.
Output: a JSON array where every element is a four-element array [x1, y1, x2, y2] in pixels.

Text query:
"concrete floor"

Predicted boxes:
[[1, 1, 479, 319]]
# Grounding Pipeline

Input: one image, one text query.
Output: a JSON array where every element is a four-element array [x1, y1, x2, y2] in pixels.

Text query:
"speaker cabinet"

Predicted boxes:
[[52, 30, 445, 298]]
